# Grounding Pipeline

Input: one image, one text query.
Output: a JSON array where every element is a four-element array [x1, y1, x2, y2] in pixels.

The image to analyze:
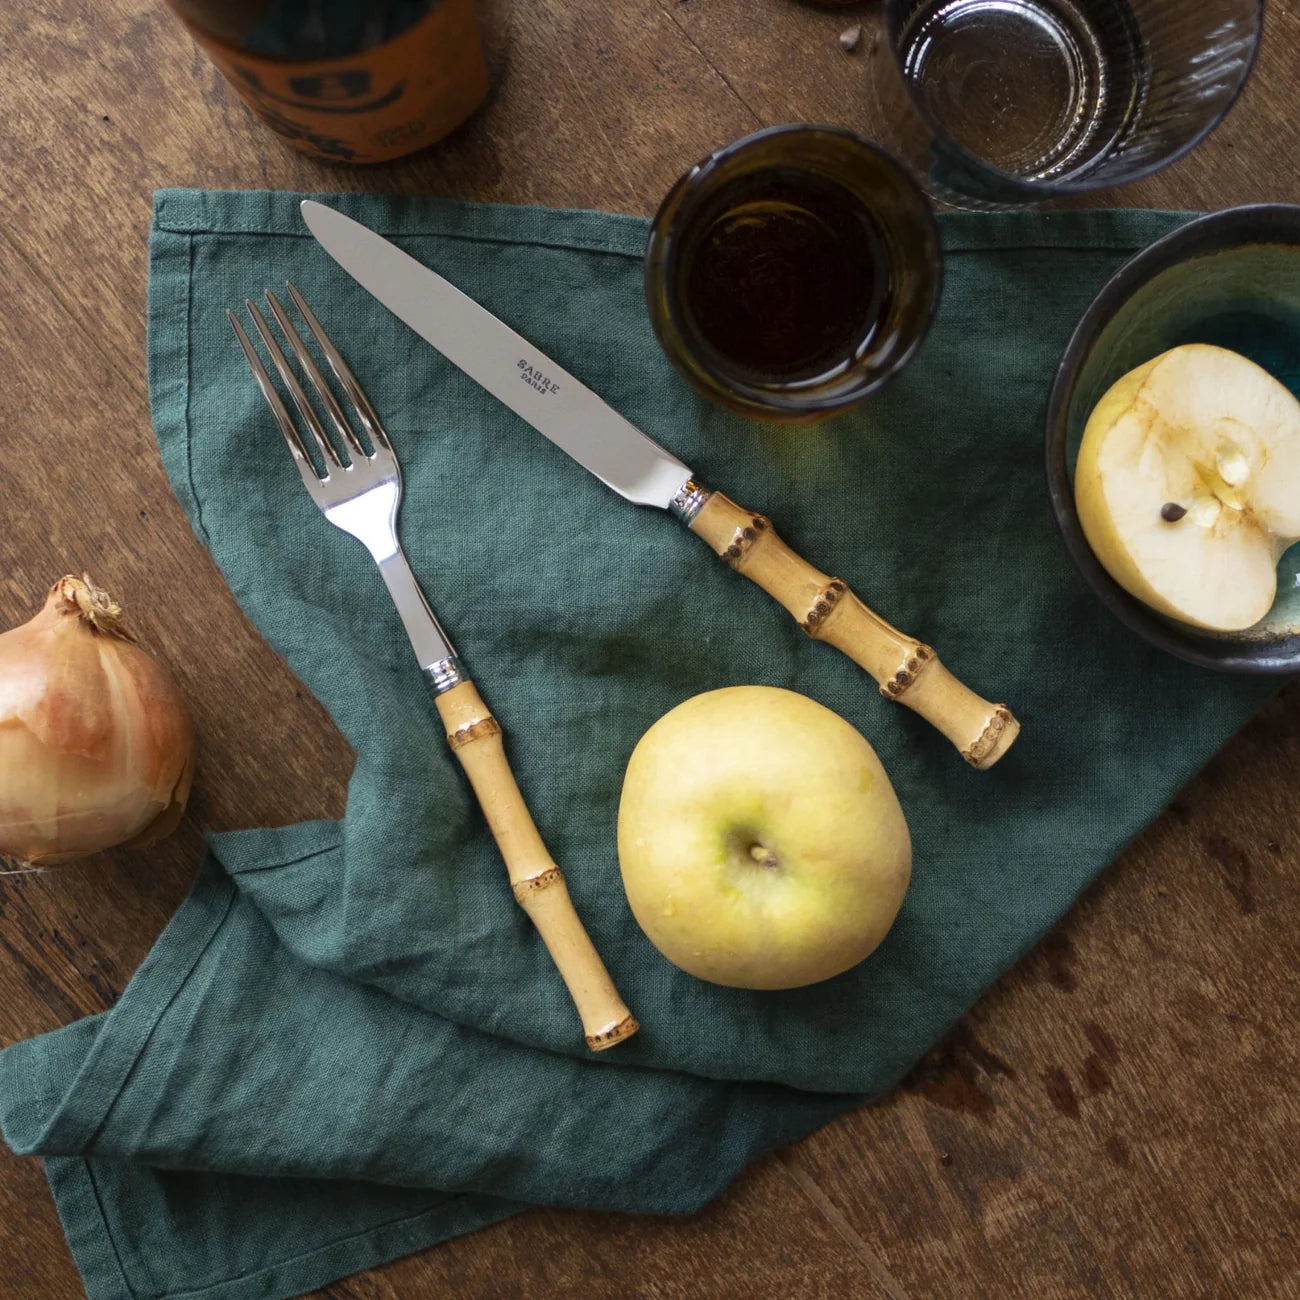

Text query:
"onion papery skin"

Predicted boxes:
[[0, 576, 195, 865]]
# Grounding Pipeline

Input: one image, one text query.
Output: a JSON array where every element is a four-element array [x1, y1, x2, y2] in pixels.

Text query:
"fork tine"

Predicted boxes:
[[245, 299, 343, 474], [286, 281, 395, 456], [264, 290, 368, 463], [227, 310, 321, 482]]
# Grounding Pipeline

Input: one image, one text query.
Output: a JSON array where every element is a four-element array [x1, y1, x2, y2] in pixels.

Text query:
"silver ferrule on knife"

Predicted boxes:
[[424, 656, 466, 695], [669, 478, 712, 525]]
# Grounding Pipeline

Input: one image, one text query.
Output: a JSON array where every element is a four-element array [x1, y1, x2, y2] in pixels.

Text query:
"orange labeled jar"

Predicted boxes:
[[167, 0, 489, 164]]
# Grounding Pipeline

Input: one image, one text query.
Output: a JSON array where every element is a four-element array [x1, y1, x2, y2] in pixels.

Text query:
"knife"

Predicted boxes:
[[301, 201, 1019, 769]]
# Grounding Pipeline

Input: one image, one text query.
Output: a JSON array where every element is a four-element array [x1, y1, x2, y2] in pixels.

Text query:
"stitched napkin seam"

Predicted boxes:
[[151, 187, 1193, 254], [50, 1152, 515, 1300]]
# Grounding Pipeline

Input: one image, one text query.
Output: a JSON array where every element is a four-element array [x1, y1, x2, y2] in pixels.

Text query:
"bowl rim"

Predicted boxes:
[[1044, 202, 1300, 674]]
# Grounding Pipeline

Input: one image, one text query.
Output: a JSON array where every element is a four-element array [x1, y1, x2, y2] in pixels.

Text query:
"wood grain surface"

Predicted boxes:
[[1, 2, 1297, 1297]]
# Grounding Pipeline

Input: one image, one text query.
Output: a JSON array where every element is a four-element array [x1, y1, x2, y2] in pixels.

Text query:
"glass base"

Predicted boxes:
[[896, 0, 1140, 185]]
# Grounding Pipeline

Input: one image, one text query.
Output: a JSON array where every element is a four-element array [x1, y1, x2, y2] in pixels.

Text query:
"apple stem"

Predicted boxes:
[[749, 844, 780, 870]]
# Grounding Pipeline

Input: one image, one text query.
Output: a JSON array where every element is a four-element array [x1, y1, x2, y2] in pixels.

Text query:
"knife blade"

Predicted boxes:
[[301, 200, 1019, 769], [300, 201, 690, 511]]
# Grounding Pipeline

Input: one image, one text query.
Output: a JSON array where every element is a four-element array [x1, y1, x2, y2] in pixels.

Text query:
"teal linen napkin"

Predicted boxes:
[[0, 190, 1277, 1300]]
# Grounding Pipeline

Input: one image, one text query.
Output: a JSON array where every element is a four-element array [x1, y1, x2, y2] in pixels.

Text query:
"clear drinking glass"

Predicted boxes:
[[871, 0, 1263, 208]]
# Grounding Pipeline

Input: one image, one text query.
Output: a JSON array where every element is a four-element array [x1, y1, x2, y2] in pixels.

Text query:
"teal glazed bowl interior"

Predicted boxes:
[[1046, 205, 1300, 673]]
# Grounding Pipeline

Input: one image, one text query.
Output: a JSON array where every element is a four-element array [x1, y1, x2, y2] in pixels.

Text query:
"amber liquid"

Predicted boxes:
[[681, 172, 889, 382]]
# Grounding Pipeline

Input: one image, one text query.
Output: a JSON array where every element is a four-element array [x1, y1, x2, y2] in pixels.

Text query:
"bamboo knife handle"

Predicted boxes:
[[688, 492, 1019, 769], [435, 681, 638, 1050]]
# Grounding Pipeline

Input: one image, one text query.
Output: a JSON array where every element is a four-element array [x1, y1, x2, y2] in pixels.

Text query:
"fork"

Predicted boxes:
[[228, 283, 638, 1052]]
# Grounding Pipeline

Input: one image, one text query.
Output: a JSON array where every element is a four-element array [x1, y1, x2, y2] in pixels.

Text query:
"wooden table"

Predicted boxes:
[[2, 3, 1298, 1296]]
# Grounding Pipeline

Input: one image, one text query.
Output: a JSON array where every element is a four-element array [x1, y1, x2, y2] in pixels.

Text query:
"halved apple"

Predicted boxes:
[[1075, 343, 1300, 632]]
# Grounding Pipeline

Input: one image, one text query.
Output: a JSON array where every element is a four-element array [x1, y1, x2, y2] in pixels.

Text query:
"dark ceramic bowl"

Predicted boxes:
[[1046, 205, 1300, 674]]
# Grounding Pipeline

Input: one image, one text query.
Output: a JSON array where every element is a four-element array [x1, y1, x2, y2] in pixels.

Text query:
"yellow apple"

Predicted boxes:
[[616, 686, 911, 990], [1075, 344, 1300, 632]]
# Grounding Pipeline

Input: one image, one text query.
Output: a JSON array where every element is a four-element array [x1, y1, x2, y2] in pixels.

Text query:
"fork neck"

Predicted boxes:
[[372, 545, 460, 684]]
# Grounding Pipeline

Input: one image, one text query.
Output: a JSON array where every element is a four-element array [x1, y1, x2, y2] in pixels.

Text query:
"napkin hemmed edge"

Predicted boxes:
[[1, 855, 524, 1300], [46, 1155, 524, 1300], [150, 187, 1197, 260], [0, 867, 236, 1160]]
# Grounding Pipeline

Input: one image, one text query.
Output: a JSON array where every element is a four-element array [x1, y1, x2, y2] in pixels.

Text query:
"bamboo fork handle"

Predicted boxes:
[[434, 681, 638, 1051], [687, 493, 1020, 770]]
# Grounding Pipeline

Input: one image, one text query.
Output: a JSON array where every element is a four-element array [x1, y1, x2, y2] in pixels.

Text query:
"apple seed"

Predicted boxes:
[[1160, 501, 1188, 522]]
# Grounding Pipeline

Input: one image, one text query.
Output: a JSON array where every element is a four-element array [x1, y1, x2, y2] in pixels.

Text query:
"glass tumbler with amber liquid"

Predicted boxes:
[[645, 125, 941, 422], [166, 0, 489, 163]]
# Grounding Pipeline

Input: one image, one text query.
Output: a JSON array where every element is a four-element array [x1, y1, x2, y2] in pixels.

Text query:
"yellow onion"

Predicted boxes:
[[0, 576, 195, 865]]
